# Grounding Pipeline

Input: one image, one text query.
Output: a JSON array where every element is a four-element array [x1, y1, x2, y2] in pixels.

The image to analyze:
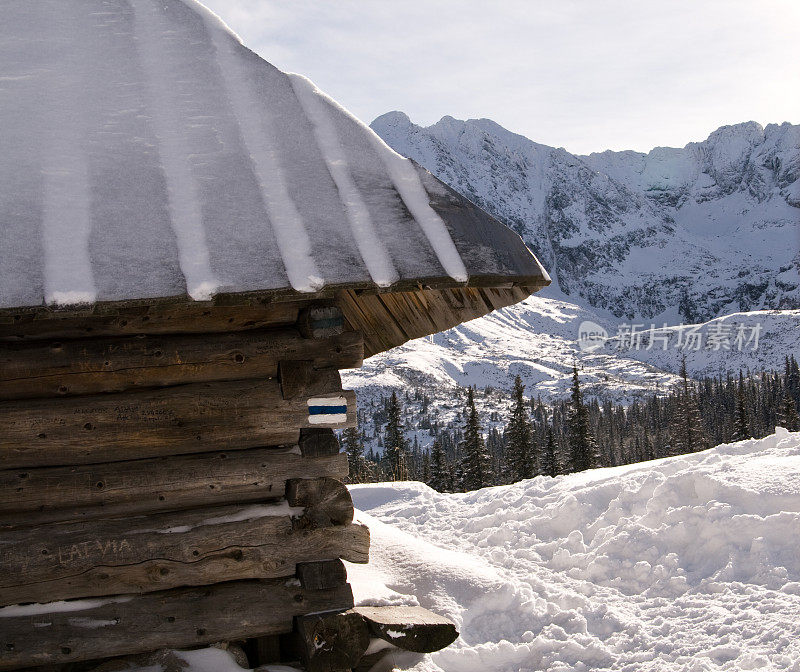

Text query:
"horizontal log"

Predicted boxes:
[[296, 560, 348, 591], [0, 373, 356, 468], [0, 448, 349, 528], [0, 578, 355, 670], [0, 300, 307, 342], [0, 329, 363, 400], [353, 606, 458, 653], [0, 500, 369, 606]]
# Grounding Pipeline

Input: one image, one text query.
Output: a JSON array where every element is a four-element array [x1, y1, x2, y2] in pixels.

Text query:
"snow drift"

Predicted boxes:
[[347, 429, 800, 671]]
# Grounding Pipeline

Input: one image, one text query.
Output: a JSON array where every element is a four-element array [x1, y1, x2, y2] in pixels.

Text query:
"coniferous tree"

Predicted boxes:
[[384, 391, 409, 480], [428, 440, 448, 491], [567, 365, 600, 472], [732, 372, 750, 441], [670, 357, 706, 454], [778, 393, 800, 432], [460, 387, 492, 490], [506, 375, 536, 480], [540, 426, 559, 477], [342, 426, 369, 483]]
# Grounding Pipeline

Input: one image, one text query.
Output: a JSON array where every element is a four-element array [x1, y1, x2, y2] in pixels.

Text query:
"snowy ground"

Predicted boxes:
[[347, 429, 800, 671]]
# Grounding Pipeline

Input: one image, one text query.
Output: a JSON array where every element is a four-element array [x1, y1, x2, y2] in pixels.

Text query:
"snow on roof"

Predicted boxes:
[[0, 0, 547, 312]]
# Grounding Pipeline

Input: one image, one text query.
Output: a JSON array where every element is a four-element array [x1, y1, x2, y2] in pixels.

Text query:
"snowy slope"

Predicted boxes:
[[347, 429, 800, 672], [372, 113, 799, 323]]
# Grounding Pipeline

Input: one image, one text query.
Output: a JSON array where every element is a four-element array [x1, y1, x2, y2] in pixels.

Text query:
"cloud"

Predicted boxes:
[[200, 0, 800, 153]]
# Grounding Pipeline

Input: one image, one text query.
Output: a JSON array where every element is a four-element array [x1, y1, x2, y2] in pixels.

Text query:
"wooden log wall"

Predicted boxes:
[[0, 299, 461, 671], [0, 303, 372, 671]]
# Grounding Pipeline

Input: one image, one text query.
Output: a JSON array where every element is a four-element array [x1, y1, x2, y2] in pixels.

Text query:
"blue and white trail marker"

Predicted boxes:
[[307, 396, 348, 425]]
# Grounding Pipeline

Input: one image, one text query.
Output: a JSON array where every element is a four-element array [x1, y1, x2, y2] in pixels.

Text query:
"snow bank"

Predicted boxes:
[[348, 429, 800, 671]]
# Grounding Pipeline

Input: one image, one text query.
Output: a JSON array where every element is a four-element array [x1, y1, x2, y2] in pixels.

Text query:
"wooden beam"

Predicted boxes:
[[0, 448, 348, 528], [0, 501, 369, 606], [297, 306, 345, 339], [353, 606, 458, 653], [0, 300, 307, 342], [0, 373, 356, 468], [278, 360, 315, 400], [287, 478, 355, 529], [0, 329, 363, 401], [296, 560, 348, 591], [0, 579, 355, 670], [295, 610, 370, 672], [298, 428, 340, 458]]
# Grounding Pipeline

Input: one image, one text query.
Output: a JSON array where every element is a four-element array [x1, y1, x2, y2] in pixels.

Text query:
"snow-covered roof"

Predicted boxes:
[[0, 0, 548, 313]]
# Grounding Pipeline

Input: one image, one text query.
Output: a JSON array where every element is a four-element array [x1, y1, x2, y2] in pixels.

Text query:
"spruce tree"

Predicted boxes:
[[342, 426, 368, 483], [460, 387, 492, 490], [732, 372, 750, 441], [506, 375, 536, 481], [567, 365, 600, 472], [778, 393, 800, 432], [384, 391, 409, 480], [428, 440, 448, 491], [540, 426, 559, 477], [670, 357, 706, 454]]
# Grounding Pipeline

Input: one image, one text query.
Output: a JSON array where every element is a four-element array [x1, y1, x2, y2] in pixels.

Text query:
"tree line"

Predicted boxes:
[[341, 355, 800, 492]]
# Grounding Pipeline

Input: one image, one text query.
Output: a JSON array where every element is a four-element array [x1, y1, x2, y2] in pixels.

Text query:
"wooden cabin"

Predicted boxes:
[[0, 2, 550, 671]]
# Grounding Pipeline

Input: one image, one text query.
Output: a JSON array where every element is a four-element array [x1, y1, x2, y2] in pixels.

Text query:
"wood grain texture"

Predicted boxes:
[[0, 501, 369, 606], [287, 478, 355, 529], [0, 579, 355, 670], [296, 560, 348, 591], [296, 610, 370, 672], [336, 285, 538, 358], [0, 373, 355, 468], [0, 300, 308, 342], [0, 448, 348, 528], [0, 329, 362, 400]]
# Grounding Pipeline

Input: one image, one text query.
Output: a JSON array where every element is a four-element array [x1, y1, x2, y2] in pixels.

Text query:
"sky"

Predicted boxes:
[[200, 0, 800, 155]]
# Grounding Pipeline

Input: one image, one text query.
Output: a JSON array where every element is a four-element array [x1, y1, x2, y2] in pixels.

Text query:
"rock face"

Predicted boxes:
[[371, 113, 799, 322]]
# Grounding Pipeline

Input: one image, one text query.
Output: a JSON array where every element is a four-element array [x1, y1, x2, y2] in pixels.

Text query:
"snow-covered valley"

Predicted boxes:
[[347, 429, 800, 671]]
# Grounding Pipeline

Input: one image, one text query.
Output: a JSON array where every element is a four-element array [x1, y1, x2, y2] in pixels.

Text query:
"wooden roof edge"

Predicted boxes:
[[0, 273, 548, 325]]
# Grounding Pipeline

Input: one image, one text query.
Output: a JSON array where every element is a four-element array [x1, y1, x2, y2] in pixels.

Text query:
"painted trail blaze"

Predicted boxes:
[[307, 396, 348, 425]]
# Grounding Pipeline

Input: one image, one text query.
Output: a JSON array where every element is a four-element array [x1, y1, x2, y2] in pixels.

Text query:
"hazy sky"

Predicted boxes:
[[200, 0, 800, 155]]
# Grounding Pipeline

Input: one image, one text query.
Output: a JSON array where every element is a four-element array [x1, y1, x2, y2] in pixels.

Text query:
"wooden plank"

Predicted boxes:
[[0, 329, 363, 401], [295, 610, 370, 672], [336, 285, 533, 358], [0, 579, 355, 670], [353, 606, 459, 653], [296, 560, 348, 591], [0, 501, 369, 606], [0, 373, 356, 469], [0, 300, 306, 342], [287, 478, 354, 529], [0, 448, 349, 528]]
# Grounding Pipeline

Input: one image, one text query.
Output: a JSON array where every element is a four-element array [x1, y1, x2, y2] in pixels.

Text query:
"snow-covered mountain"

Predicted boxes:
[[342, 116, 799, 447], [372, 114, 799, 322]]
